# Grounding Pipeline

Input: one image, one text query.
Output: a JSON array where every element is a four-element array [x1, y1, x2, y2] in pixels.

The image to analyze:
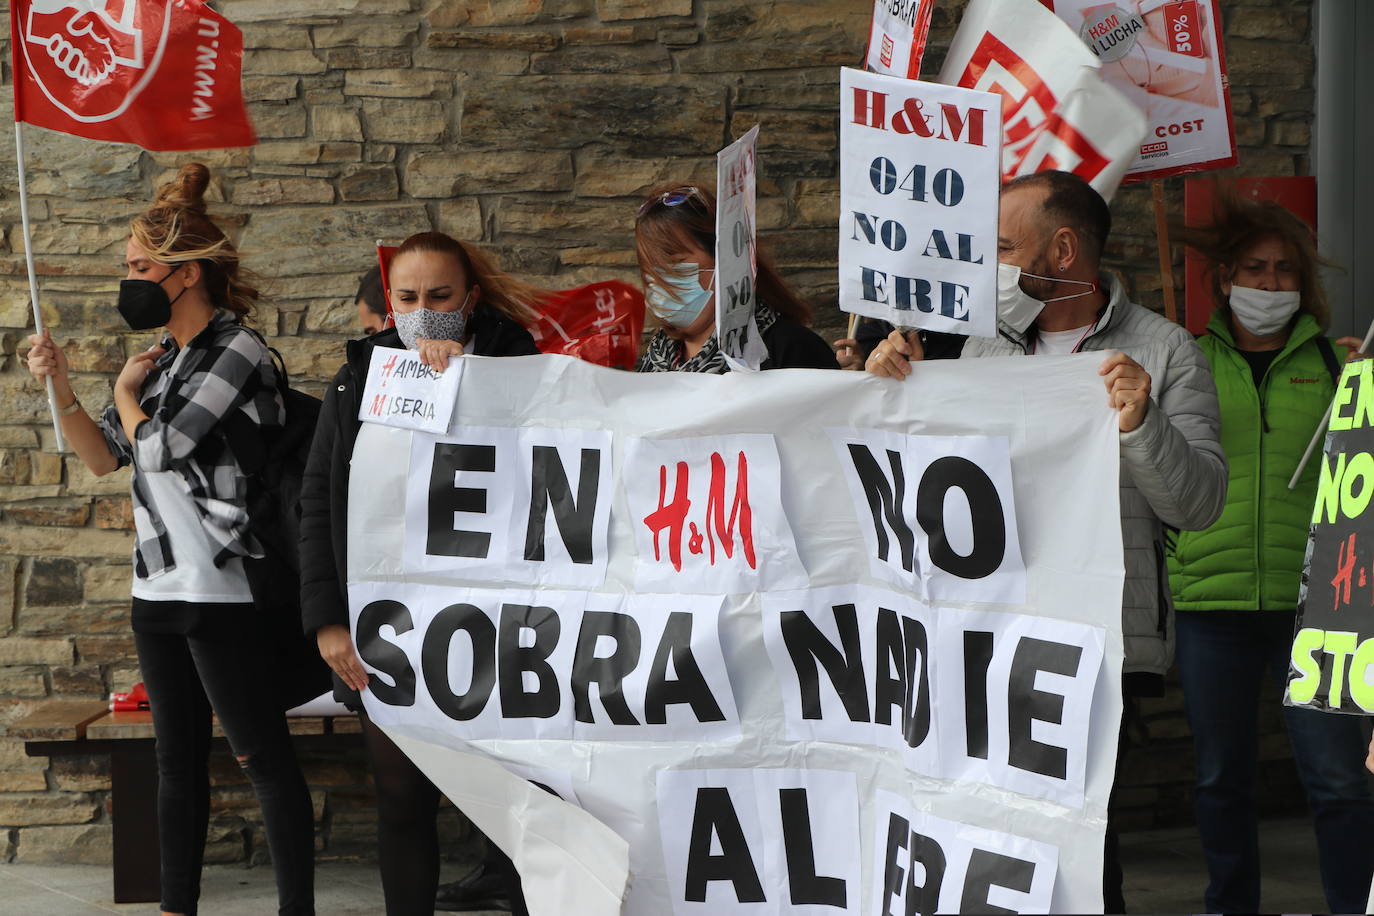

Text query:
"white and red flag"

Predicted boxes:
[[938, 0, 1147, 199], [10, 0, 255, 149]]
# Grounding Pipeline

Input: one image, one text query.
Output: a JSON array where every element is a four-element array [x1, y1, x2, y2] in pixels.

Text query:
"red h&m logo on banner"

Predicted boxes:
[[643, 451, 756, 574], [959, 32, 1110, 185], [11, 0, 255, 150]]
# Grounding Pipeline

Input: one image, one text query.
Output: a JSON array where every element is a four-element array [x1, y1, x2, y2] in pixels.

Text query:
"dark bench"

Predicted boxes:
[[6, 699, 361, 904]]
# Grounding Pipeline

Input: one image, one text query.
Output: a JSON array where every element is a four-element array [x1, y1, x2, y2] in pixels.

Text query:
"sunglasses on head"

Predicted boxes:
[[637, 186, 704, 219]]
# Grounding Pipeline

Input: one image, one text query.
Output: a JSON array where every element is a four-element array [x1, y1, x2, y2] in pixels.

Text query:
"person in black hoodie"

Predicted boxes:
[[299, 232, 542, 916], [632, 183, 838, 373]]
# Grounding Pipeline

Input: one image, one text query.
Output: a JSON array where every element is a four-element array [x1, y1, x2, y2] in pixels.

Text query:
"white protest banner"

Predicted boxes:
[[938, 0, 1149, 199], [865, 0, 937, 79], [839, 68, 1002, 339], [357, 346, 464, 435], [347, 353, 1125, 914], [715, 126, 765, 372], [1041, 0, 1236, 181]]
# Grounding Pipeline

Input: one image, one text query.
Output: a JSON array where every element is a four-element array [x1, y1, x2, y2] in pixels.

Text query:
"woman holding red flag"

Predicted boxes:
[[24, 163, 315, 916], [632, 183, 838, 372], [299, 231, 544, 916]]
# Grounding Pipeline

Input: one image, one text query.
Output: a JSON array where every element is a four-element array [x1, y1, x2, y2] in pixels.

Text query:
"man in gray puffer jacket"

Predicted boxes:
[[866, 169, 1227, 911]]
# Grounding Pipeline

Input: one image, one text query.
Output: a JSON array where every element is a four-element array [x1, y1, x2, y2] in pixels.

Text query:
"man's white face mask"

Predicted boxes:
[[995, 262, 1097, 334], [1227, 285, 1300, 337]]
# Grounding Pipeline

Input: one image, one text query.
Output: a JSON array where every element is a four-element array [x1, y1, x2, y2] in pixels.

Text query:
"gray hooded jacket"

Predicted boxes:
[[962, 273, 1227, 676]]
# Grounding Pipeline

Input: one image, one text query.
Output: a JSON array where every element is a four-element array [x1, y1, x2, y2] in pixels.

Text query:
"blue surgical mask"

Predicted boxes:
[[645, 263, 714, 329]]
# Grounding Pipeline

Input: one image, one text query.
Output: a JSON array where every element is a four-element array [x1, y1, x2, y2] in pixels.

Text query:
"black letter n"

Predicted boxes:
[[524, 445, 600, 565], [846, 443, 916, 573]]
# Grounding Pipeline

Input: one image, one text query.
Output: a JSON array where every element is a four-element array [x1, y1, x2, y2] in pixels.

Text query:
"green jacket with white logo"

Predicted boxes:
[[1167, 312, 1338, 611]]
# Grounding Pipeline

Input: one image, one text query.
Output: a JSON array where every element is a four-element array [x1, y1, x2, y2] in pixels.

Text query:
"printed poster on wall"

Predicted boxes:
[[865, 0, 937, 79], [938, 0, 1149, 200], [344, 352, 1126, 914], [1287, 360, 1374, 715], [839, 67, 1002, 339], [1041, 0, 1237, 181]]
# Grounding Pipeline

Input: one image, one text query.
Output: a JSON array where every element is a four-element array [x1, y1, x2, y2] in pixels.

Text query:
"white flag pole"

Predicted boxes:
[[1287, 316, 1374, 490], [14, 121, 67, 453]]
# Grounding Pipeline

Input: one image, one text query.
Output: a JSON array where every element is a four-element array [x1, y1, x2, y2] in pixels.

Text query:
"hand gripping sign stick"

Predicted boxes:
[[1288, 316, 1374, 490], [14, 121, 67, 453]]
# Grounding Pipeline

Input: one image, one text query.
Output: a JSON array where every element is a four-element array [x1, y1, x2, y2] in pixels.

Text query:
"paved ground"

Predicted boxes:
[[0, 817, 1338, 914]]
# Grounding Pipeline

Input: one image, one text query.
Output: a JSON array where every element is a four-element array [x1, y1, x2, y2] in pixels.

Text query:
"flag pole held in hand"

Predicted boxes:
[[14, 122, 66, 453]]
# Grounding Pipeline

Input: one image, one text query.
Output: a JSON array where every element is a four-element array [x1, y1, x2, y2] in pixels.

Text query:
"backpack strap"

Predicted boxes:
[[1316, 336, 1342, 387]]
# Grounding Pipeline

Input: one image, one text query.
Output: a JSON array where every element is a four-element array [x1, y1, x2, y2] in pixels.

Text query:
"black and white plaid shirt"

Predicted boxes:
[[99, 310, 283, 580]]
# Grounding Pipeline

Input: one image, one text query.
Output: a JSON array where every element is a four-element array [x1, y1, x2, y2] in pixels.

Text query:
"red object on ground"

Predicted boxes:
[[1182, 176, 1317, 334], [110, 682, 149, 711], [11, 0, 255, 150]]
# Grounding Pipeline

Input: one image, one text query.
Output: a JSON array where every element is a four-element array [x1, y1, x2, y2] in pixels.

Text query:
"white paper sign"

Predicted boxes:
[[357, 346, 464, 434], [865, 0, 936, 79], [656, 768, 863, 915], [715, 126, 765, 372], [937, 0, 1149, 200], [828, 428, 1027, 604], [871, 791, 1059, 914], [623, 433, 809, 595], [839, 68, 1002, 339], [345, 352, 1126, 914]]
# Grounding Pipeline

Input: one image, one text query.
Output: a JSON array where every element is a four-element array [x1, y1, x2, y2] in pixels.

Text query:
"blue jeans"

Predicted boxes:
[[1176, 609, 1374, 913]]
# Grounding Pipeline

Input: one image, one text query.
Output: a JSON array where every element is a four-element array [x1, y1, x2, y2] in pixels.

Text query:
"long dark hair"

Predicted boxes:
[[634, 183, 813, 325]]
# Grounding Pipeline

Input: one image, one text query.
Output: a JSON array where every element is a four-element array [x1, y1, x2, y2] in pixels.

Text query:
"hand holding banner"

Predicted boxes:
[[839, 68, 1002, 339], [346, 353, 1127, 913]]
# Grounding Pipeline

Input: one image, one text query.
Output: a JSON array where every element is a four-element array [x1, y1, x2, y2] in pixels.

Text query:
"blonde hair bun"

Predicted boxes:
[[153, 163, 211, 214]]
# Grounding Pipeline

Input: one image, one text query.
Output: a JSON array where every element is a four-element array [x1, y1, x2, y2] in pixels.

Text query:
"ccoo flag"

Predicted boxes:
[[10, 0, 256, 150]]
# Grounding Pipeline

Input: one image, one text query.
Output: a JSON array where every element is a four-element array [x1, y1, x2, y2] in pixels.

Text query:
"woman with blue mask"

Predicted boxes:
[[632, 184, 837, 373], [299, 231, 544, 916], [1167, 190, 1373, 914]]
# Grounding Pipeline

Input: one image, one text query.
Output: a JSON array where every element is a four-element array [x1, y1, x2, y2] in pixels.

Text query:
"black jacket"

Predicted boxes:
[[760, 316, 841, 370], [299, 307, 539, 636]]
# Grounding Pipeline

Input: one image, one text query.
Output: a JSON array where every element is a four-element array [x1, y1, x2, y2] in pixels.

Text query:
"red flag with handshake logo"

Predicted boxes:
[[10, 0, 256, 150]]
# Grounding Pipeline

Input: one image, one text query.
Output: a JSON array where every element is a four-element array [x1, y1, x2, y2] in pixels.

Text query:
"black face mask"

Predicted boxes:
[[118, 265, 186, 331]]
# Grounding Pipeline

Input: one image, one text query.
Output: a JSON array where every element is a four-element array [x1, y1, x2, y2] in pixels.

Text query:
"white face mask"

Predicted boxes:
[[1227, 285, 1300, 337], [995, 263, 1097, 334]]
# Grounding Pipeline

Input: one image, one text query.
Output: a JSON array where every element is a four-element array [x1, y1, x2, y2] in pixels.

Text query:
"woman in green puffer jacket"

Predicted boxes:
[[1167, 190, 1374, 915]]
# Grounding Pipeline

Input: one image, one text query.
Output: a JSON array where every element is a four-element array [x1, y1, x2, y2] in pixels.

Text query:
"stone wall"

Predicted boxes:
[[0, 0, 1316, 866]]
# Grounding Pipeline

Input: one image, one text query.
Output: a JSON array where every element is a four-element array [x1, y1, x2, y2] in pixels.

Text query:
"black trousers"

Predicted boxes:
[[359, 711, 528, 916], [136, 626, 315, 915]]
